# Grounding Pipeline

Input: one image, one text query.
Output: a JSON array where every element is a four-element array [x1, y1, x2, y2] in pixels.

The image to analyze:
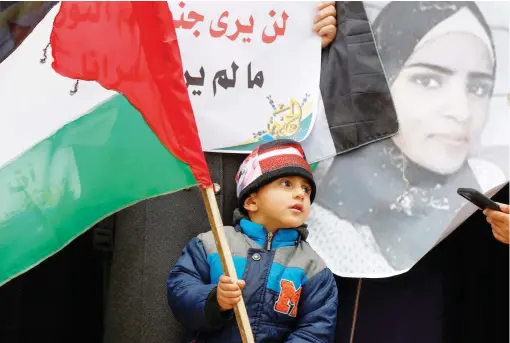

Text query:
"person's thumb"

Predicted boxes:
[[497, 203, 509, 214], [237, 280, 246, 289]]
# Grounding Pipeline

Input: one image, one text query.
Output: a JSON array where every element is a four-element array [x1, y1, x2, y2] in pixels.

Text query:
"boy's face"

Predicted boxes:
[[244, 176, 312, 231]]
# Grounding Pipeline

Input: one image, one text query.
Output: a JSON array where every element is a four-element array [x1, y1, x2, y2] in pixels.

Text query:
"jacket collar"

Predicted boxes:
[[232, 209, 309, 248]]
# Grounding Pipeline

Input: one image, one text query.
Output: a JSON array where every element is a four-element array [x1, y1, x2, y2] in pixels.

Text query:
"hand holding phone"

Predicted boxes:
[[457, 187, 501, 211]]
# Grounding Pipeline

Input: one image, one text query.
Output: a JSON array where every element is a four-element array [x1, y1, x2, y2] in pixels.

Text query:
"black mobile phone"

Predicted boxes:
[[457, 187, 501, 211]]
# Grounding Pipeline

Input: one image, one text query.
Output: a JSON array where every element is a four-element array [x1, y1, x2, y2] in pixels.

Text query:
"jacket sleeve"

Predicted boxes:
[[167, 237, 233, 333], [285, 268, 338, 343]]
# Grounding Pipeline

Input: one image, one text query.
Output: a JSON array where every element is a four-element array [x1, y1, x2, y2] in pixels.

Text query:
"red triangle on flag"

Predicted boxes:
[[50, 1, 212, 187]]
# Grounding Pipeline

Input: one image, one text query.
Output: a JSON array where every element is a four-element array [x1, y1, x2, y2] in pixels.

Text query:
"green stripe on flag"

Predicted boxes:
[[0, 95, 197, 286]]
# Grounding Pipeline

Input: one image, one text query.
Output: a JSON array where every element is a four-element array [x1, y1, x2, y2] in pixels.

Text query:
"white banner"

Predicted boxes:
[[168, 1, 321, 152]]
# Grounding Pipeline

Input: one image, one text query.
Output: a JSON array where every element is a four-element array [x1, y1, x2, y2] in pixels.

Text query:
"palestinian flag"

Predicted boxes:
[[0, 1, 211, 286]]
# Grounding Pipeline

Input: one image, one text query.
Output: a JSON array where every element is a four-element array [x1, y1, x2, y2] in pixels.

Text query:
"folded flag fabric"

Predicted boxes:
[[0, 1, 211, 287]]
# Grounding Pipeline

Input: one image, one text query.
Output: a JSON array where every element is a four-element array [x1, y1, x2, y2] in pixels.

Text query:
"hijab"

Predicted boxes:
[[372, 1, 496, 85]]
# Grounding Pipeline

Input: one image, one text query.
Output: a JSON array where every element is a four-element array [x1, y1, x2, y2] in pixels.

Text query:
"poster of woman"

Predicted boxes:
[[307, 1, 509, 278]]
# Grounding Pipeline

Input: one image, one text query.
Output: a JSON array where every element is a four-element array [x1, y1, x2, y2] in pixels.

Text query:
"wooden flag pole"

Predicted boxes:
[[200, 186, 255, 343]]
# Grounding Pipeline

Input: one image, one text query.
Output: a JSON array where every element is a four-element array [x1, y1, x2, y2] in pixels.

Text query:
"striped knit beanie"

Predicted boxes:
[[235, 139, 316, 210]]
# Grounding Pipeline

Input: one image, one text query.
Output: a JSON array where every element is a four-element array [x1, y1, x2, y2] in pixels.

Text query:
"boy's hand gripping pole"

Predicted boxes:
[[200, 186, 255, 343]]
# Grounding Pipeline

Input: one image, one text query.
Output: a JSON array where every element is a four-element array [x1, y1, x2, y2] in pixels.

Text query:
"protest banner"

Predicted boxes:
[[169, 1, 321, 153], [307, 1, 509, 278]]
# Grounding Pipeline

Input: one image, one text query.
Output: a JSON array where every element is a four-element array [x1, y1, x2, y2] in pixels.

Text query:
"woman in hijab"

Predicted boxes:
[[307, 1, 506, 276], [305, 2, 509, 343]]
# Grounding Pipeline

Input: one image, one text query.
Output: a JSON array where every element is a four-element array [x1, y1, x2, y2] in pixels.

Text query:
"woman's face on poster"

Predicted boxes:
[[391, 31, 494, 175]]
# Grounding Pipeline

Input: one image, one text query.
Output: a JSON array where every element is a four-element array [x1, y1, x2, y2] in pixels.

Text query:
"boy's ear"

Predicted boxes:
[[243, 193, 258, 213]]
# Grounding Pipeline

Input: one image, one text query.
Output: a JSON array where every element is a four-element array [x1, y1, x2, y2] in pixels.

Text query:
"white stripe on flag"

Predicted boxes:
[[0, 3, 116, 169]]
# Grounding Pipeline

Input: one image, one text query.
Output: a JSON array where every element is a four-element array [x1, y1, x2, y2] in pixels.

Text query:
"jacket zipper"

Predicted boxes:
[[266, 232, 274, 250]]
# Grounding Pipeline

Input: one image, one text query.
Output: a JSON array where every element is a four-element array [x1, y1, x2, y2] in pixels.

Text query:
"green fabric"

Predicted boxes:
[[0, 95, 196, 286]]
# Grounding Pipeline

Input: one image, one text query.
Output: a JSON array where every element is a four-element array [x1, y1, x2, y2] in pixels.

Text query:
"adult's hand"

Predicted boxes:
[[484, 203, 509, 244], [313, 2, 337, 49]]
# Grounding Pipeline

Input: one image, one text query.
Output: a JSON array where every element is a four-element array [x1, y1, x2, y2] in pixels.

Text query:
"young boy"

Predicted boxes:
[[167, 139, 338, 343]]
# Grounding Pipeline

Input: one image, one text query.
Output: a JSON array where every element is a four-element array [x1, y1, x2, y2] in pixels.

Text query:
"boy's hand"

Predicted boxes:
[[313, 2, 337, 49], [217, 275, 246, 312], [484, 203, 509, 244]]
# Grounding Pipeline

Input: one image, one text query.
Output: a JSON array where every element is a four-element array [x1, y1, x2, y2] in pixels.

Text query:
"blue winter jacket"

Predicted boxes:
[[167, 210, 338, 342]]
